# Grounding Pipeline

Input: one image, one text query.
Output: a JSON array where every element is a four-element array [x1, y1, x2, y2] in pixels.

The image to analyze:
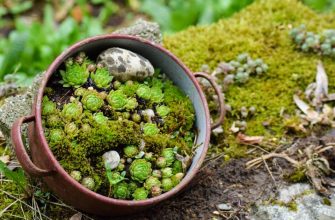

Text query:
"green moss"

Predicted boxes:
[[288, 167, 307, 182], [323, 198, 332, 206], [164, 0, 335, 155]]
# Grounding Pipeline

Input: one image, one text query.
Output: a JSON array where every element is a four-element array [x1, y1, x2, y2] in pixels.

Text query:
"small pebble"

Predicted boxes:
[[102, 150, 120, 170], [216, 203, 232, 211]]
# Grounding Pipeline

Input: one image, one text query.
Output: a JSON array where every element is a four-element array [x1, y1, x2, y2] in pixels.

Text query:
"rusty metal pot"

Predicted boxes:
[[11, 35, 225, 216]]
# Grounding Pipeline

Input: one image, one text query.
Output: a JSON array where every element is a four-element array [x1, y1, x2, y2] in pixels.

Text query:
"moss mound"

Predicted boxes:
[[164, 0, 335, 156]]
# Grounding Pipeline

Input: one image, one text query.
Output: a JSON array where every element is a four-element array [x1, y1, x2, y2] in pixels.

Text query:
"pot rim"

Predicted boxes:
[[35, 34, 211, 206]]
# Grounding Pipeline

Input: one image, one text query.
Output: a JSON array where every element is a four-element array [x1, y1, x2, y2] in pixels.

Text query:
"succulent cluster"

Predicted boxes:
[[201, 53, 268, 85], [42, 52, 196, 200], [104, 147, 184, 200], [290, 25, 335, 57]]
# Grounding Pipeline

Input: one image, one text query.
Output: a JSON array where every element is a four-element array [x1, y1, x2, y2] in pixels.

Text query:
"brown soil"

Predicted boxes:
[[105, 157, 287, 220]]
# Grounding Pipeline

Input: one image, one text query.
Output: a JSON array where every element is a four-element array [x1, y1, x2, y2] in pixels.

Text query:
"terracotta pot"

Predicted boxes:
[[11, 34, 225, 216]]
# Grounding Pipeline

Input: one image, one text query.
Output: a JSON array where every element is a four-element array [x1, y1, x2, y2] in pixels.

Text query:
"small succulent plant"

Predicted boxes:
[[152, 170, 162, 178], [46, 114, 62, 127], [143, 123, 159, 136], [49, 129, 65, 143], [171, 173, 184, 186], [107, 90, 128, 110], [81, 92, 104, 112], [106, 171, 125, 185], [144, 176, 161, 190], [130, 159, 152, 182], [161, 167, 173, 178], [60, 55, 90, 88], [70, 170, 82, 181], [156, 157, 167, 168], [123, 145, 139, 158], [156, 105, 170, 117], [161, 178, 173, 192], [64, 122, 78, 138], [125, 97, 138, 110], [61, 101, 83, 120], [136, 84, 151, 100], [150, 87, 164, 103], [132, 187, 148, 200], [81, 177, 95, 190], [161, 148, 175, 166], [151, 186, 162, 197], [290, 24, 335, 57], [93, 112, 108, 125], [172, 160, 183, 174], [113, 182, 130, 199], [91, 66, 113, 89], [42, 96, 57, 116]]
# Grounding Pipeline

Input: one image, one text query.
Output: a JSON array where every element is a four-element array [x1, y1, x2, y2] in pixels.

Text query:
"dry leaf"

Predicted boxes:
[[230, 122, 239, 133], [70, 212, 82, 220], [236, 133, 263, 145], [293, 95, 320, 123], [0, 155, 10, 164], [314, 61, 328, 107]]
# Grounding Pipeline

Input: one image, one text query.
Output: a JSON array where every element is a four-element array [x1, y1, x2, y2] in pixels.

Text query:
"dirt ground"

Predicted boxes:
[[107, 158, 287, 220]]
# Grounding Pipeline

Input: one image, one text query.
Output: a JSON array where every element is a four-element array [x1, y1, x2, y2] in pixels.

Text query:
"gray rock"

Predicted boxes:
[[0, 74, 43, 144], [251, 183, 335, 220], [114, 19, 162, 44], [97, 47, 154, 82], [102, 150, 120, 170]]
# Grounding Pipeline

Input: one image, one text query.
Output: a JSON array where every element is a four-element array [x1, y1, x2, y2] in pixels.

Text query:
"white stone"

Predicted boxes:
[[97, 47, 154, 82], [102, 150, 120, 170]]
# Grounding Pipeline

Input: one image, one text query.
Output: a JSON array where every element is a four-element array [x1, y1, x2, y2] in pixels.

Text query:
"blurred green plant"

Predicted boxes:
[[140, 0, 254, 33], [0, 0, 33, 17], [303, 0, 335, 12], [0, 161, 28, 193], [0, 4, 104, 84]]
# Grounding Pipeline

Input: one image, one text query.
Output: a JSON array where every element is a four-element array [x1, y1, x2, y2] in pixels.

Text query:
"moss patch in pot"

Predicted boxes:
[[42, 52, 196, 200]]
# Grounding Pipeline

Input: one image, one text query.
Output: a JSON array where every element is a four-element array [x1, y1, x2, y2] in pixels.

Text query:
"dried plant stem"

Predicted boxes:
[[246, 153, 299, 169]]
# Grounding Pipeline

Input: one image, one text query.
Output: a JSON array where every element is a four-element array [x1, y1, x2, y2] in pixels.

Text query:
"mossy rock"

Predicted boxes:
[[164, 0, 335, 157]]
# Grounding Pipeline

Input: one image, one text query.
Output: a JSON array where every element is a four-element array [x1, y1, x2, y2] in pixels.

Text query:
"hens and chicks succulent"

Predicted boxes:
[[290, 24, 335, 57], [42, 51, 195, 200]]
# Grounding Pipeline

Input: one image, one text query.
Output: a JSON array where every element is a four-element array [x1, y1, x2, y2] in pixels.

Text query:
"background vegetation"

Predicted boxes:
[[0, 0, 334, 85]]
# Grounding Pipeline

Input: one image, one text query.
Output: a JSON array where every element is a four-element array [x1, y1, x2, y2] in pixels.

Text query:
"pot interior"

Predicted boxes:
[[51, 36, 208, 177]]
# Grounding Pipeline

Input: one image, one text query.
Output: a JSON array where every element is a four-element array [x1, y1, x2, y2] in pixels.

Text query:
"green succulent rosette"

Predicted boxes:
[[91, 67, 113, 89], [156, 105, 170, 117], [42, 96, 56, 116], [143, 123, 159, 136], [144, 176, 161, 190], [113, 182, 130, 199], [48, 129, 64, 143], [132, 187, 148, 200], [123, 145, 139, 158], [82, 92, 104, 111], [129, 159, 152, 182], [125, 97, 138, 110], [172, 160, 183, 174], [61, 101, 83, 120], [136, 84, 151, 100], [107, 90, 128, 110], [60, 59, 90, 88], [93, 112, 108, 125], [161, 167, 173, 178], [161, 148, 175, 166], [161, 178, 173, 192], [150, 87, 164, 103]]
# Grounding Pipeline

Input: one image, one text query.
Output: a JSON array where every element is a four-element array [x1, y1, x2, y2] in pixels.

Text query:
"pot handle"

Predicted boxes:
[[194, 72, 225, 130], [11, 115, 54, 177]]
